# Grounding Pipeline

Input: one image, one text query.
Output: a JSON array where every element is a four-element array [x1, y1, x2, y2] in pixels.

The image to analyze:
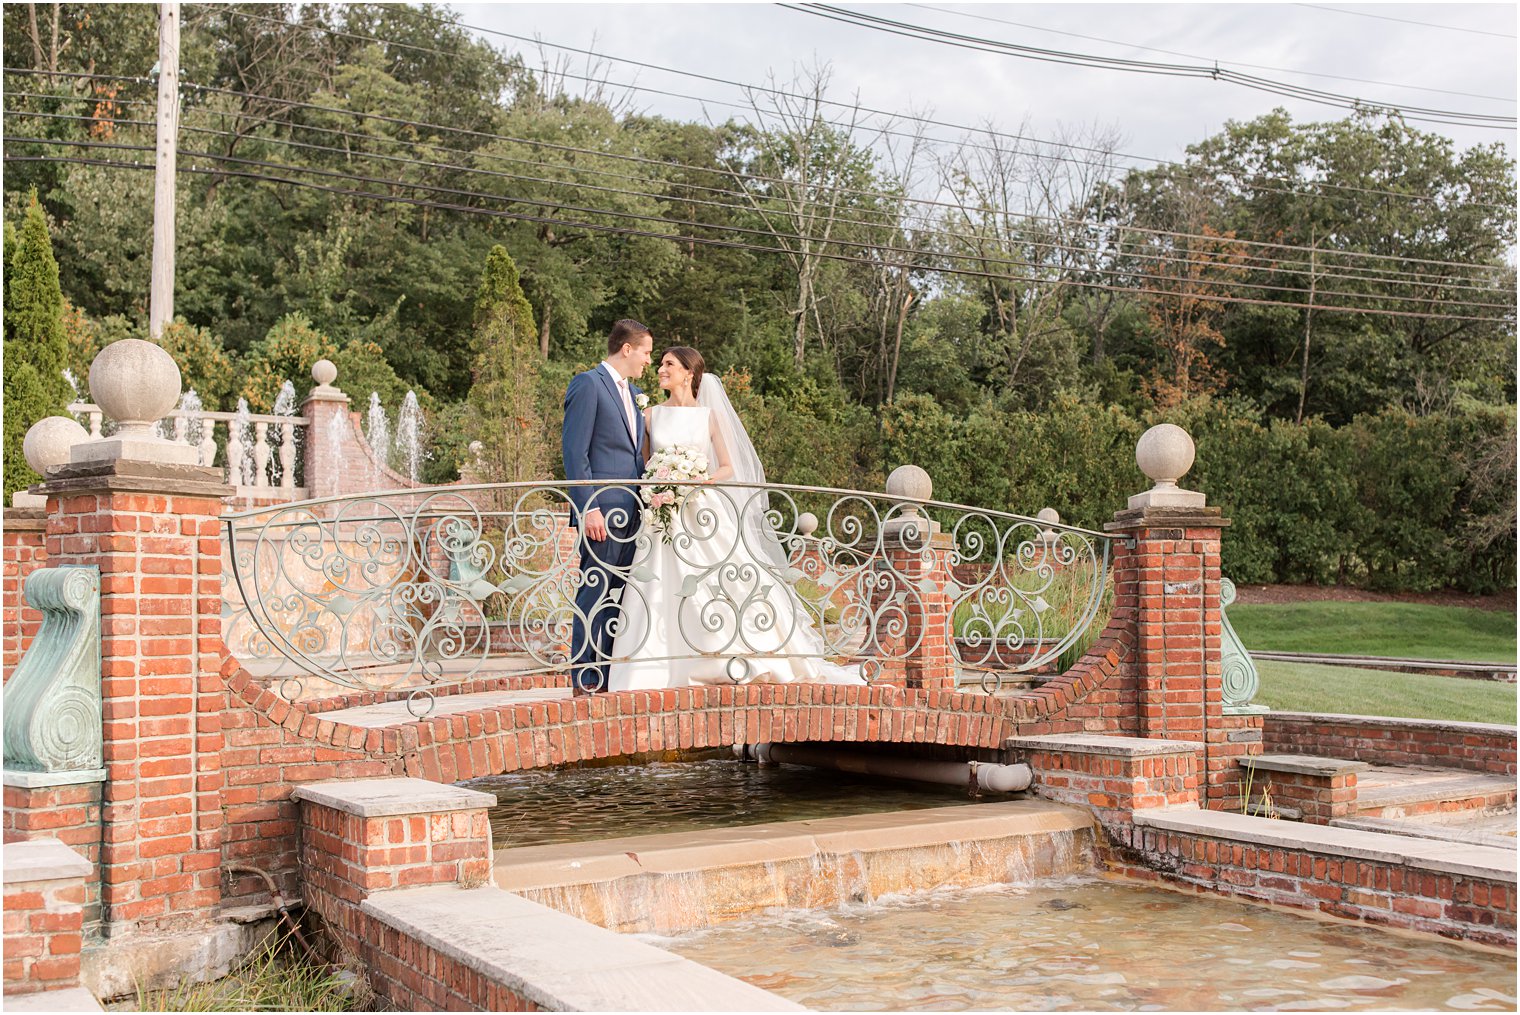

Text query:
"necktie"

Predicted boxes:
[[617, 378, 636, 441]]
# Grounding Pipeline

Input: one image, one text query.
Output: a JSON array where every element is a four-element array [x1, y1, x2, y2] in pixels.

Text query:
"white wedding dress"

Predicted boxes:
[[607, 403, 865, 690]]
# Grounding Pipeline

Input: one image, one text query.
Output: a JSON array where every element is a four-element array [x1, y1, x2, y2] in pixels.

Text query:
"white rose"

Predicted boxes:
[[635, 393, 650, 409]]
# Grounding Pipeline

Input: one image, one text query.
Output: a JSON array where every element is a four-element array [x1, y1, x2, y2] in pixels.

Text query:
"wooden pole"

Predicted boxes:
[[149, 1, 179, 340]]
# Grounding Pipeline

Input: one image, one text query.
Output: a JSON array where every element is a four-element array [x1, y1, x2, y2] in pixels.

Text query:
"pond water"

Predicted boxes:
[[650, 875, 1517, 1012], [471, 757, 979, 848]]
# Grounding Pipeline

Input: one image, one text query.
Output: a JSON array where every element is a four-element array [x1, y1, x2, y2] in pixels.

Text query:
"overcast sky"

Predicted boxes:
[[452, 2, 1516, 176]]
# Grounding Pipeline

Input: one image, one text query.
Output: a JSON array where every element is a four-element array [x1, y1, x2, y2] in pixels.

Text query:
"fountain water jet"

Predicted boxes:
[[230, 398, 253, 487], [365, 393, 390, 482], [396, 390, 425, 484]]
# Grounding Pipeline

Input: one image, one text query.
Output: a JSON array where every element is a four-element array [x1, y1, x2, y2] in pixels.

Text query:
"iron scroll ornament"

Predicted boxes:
[[224, 481, 1120, 715]]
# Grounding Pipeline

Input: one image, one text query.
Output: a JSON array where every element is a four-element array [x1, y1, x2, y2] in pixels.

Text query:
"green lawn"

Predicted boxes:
[[1255, 659, 1517, 725], [1228, 601, 1516, 663]]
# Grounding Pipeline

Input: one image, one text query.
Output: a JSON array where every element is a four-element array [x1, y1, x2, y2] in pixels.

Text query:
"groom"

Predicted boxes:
[[562, 319, 654, 695]]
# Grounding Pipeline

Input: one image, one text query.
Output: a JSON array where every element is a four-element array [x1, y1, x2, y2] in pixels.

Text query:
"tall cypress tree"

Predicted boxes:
[[466, 245, 545, 484], [4, 192, 71, 497]]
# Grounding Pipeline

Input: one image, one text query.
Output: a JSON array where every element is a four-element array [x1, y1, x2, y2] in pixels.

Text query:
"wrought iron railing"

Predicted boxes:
[[222, 481, 1121, 714]]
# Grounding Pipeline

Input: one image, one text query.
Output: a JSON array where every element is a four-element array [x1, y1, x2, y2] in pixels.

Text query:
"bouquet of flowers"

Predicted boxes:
[[641, 444, 711, 542]]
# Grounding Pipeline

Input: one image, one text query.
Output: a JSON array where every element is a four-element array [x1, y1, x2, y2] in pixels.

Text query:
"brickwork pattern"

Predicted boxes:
[[1109, 826, 1517, 949], [1243, 768, 1357, 824], [2, 510, 48, 681], [299, 800, 492, 962], [1263, 713, 1517, 775], [3, 872, 86, 994], [43, 476, 230, 933], [1010, 745, 1201, 839], [2, 784, 103, 927], [1106, 511, 1262, 804], [363, 919, 541, 1012]]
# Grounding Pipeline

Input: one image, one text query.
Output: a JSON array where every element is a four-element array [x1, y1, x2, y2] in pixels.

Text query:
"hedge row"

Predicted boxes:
[[878, 393, 1515, 595]]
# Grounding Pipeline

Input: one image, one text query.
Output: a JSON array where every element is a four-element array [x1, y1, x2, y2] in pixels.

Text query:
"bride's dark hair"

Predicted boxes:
[[665, 346, 705, 397]]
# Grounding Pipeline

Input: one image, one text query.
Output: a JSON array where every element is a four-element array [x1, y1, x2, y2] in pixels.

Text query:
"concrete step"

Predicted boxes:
[[1353, 765, 1516, 820]]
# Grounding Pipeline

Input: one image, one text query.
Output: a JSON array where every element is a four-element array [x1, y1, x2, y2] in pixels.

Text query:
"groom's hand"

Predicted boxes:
[[582, 508, 608, 542]]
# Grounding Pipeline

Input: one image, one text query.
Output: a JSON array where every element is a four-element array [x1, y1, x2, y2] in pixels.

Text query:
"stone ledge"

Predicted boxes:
[[1133, 808, 1517, 883], [2, 986, 103, 1012], [292, 777, 496, 817], [40, 457, 230, 499], [361, 885, 803, 1011], [1005, 733, 1202, 757], [3, 507, 47, 531], [1266, 712, 1518, 737], [493, 800, 1091, 890], [3, 768, 107, 789], [1240, 754, 1370, 777], [1331, 815, 1519, 851], [2, 838, 92, 883]]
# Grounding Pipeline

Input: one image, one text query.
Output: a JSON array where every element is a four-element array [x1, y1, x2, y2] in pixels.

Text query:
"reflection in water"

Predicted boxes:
[[471, 758, 977, 848], [652, 877, 1518, 1012]]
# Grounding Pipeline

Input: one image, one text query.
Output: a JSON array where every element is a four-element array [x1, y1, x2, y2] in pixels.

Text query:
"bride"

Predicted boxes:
[[606, 346, 864, 690]]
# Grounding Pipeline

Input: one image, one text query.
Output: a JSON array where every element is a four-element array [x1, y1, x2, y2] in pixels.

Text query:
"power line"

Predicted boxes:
[[1296, 4, 1517, 40], [9, 134, 1512, 319], [355, 3, 1516, 211], [7, 68, 1512, 278], [906, 3, 1516, 104], [8, 103, 1508, 297], [784, 4, 1516, 130], [10, 150, 1510, 325]]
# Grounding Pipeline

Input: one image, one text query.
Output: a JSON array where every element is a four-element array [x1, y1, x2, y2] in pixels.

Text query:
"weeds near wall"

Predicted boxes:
[[133, 928, 365, 1012]]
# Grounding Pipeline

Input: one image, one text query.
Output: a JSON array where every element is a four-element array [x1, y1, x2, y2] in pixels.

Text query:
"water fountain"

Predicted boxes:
[[395, 390, 425, 484], [179, 389, 205, 463], [365, 392, 390, 482], [271, 381, 297, 486]]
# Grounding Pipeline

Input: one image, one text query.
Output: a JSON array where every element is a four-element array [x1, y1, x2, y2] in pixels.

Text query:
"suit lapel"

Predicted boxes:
[[594, 366, 637, 450]]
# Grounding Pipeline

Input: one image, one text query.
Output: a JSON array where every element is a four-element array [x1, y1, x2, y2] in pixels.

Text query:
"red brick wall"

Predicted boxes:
[[1242, 767, 1358, 824], [3, 866, 86, 994], [362, 918, 542, 1012], [43, 469, 230, 933], [2, 509, 48, 681], [2, 783, 103, 928], [1113, 822, 1516, 949], [1263, 713, 1517, 775], [1006, 737, 1201, 843]]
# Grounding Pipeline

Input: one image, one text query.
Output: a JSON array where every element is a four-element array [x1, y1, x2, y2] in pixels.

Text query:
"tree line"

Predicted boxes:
[[3, 3, 1514, 591]]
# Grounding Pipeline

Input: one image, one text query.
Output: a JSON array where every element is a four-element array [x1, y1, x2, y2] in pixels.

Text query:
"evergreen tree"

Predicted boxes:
[[4, 192, 70, 497], [466, 246, 545, 484]]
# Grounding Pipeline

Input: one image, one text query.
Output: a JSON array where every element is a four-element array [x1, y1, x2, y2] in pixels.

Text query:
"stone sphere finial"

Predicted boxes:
[[312, 359, 338, 388], [885, 464, 933, 505], [1135, 423, 1195, 489], [1128, 423, 1205, 510], [797, 511, 819, 537], [468, 440, 484, 457], [1036, 507, 1060, 526], [88, 339, 181, 436], [23, 416, 89, 474]]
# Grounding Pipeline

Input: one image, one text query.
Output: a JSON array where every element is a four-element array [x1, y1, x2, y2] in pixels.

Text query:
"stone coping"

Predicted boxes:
[[2, 768, 107, 789], [2, 986, 104, 1012], [3, 507, 47, 530], [362, 884, 804, 1011], [3, 837, 92, 883], [1133, 808, 1517, 884], [1267, 712, 1518, 736], [1004, 733, 1203, 757], [1331, 815, 1519, 851], [495, 800, 1091, 891], [319, 688, 572, 728], [1240, 754, 1370, 777], [291, 778, 496, 817]]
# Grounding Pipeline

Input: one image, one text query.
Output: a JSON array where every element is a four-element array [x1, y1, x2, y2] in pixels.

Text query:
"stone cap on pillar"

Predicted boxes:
[[1128, 424, 1205, 510], [70, 339, 199, 467], [303, 359, 349, 404], [292, 778, 497, 817]]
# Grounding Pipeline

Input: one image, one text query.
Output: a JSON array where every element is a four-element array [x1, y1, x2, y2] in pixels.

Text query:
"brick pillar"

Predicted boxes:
[[300, 362, 351, 502], [2, 507, 48, 681], [292, 779, 495, 963], [868, 467, 958, 691], [40, 457, 231, 936]]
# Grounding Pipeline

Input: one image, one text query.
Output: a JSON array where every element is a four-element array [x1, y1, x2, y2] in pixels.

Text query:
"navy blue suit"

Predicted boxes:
[[562, 366, 646, 692]]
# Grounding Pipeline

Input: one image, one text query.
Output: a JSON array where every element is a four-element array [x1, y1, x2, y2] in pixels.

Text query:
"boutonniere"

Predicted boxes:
[[635, 393, 650, 410]]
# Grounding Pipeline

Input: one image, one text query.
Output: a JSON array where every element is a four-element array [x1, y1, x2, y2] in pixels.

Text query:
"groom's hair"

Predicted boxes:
[[607, 319, 651, 356], [665, 346, 705, 397]]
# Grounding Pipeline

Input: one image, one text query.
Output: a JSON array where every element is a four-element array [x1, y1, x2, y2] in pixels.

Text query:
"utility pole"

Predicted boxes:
[[149, 1, 180, 340]]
